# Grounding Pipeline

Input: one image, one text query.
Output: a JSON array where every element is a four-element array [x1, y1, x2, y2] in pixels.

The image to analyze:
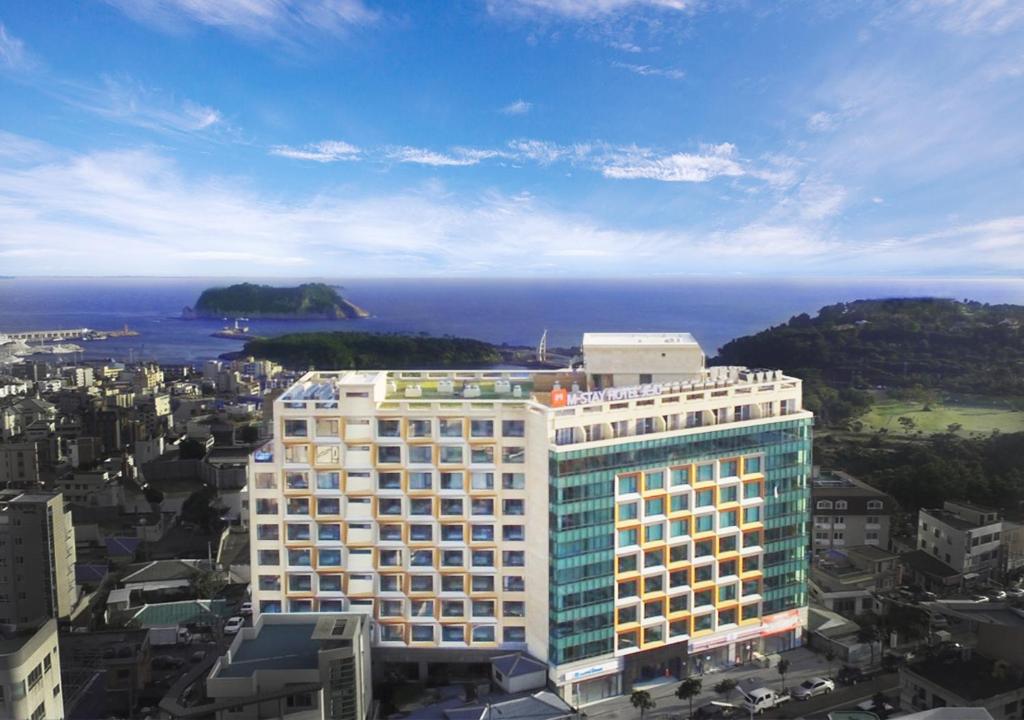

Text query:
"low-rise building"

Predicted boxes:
[[205, 613, 372, 720], [812, 470, 893, 551], [900, 651, 1024, 720], [918, 501, 1002, 582], [0, 620, 64, 720], [60, 628, 152, 717], [809, 545, 901, 615], [0, 440, 40, 488]]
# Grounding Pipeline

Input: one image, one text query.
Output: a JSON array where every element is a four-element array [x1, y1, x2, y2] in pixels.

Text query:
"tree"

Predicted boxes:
[[824, 648, 836, 679], [946, 423, 963, 435], [713, 678, 737, 703], [776, 658, 791, 693], [857, 624, 880, 666], [675, 677, 702, 720], [630, 690, 655, 720], [143, 485, 164, 505], [179, 437, 207, 460], [897, 416, 916, 434]]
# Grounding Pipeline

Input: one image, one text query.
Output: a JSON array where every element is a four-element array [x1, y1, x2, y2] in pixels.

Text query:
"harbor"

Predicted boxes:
[[0, 325, 139, 364]]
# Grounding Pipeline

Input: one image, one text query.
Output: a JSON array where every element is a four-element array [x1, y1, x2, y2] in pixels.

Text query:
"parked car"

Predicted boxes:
[[987, 589, 1008, 600], [857, 698, 897, 715], [239, 601, 253, 616], [693, 701, 742, 719], [837, 666, 870, 685], [152, 655, 185, 670], [224, 616, 245, 635], [928, 613, 949, 629], [740, 687, 791, 715], [970, 594, 990, 603], [792, 677, 835, 700], [190, 650, 206, 663], [1005, 586, 1024, 598]]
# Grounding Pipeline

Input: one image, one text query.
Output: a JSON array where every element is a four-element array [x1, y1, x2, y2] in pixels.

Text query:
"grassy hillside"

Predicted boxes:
[[192, 282, 367, 318]]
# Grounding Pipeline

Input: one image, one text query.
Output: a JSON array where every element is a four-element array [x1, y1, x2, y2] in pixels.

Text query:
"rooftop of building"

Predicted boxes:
[[0, 624, 48, 656], [845, 544, 899, 562], [581, 332, 699, 347], [923, 602, 1024, 628], [0, 489, 60, 506], [491, 653, 547, 678], [901, 549, 961, 579], [945, 500, 999, 515], [921, 508, 990, 531], [444, 691, 572, 720], [812, 470, 888, 497], [216, 622, 320, 678], [122, 559, 209, 584], [904, 653, 1024, 701]]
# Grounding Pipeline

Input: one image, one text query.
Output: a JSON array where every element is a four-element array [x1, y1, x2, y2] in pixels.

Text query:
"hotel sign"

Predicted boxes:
[[561, 658, 623, 683], [551, 382, 666, 408]]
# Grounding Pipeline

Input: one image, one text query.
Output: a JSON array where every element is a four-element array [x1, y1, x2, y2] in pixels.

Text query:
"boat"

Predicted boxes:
[[211, 318, 255, 340]]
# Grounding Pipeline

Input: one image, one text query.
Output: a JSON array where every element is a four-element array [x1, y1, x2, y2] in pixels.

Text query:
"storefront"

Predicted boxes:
[[623, 641, 689, 688], [561, 659, 624, 706], [684, 610, 805, 675]]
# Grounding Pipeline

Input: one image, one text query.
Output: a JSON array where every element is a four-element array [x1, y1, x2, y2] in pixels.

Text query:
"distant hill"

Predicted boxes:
[[183, 282, 368, 319], [715, 298, 1024, 396], [244, 332, 501, 370]]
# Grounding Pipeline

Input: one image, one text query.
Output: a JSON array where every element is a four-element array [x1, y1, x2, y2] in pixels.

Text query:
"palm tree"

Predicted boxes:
[[824, 648, 836, 679], [713, 678, 737, 703], [776, 658, 791, 693], [630, 690, 655, 720], [676, 677, 702, 719]]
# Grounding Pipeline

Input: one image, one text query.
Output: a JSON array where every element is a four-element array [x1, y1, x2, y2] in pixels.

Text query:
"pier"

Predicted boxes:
[[2, 325, 138, 342]]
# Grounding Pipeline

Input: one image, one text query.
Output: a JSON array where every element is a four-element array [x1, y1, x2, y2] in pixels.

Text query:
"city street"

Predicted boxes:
[[578, 649, 898, 720]]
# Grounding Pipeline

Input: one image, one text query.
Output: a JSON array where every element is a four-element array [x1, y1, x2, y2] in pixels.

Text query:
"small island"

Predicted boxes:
[[181, 282, 369, 320]]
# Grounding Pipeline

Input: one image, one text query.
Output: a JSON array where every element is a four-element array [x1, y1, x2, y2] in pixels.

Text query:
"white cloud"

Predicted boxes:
[[612, 61, 685, 80], [271, 140, 361, 162], [905, 0, 1024, 35], [500, 99, 533, 115], [608, 39, 644, 52], [0, 22, 29, 70], [807, 111, 837, 132], [600, 143, 744, 182], [489, 0, 689, 20], [384, 146, 487, 167], [104, 0, 377, 44]]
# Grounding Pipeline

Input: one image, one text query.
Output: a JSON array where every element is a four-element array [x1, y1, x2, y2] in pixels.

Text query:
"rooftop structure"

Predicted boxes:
[[917, 501, 1003, 582]]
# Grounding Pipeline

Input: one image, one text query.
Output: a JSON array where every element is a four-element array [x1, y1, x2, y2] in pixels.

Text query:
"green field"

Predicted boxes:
[[859, 395, 1024, 436]]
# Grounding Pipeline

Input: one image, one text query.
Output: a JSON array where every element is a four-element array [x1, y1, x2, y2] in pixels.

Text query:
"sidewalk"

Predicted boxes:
[[583, 647, 834, 720]]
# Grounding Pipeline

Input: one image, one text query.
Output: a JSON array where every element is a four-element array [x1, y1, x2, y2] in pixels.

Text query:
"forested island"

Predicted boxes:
[[182, 282, 368, 320], [244, 332, 501, 369]]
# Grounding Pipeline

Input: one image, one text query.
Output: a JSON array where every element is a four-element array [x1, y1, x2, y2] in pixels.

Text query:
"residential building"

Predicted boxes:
[[918, 501, 1002, 582], [809, 544, 900, 615], [0, 491, 78, 625], [0, 441, 40, 488], [0, 619, 64, 720], [60, 628, 152, 717], [900, 651, 1024, 720], [205, 612, 372, 720], [811, 470, 893, 551], [249, 332, 813, 703]]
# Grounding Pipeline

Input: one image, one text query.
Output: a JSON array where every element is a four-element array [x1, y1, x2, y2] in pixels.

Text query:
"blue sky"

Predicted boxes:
[[0, 0, 1022, 277]]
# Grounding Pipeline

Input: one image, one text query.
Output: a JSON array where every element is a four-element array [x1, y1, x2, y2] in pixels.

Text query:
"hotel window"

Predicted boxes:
[[287, 549, 311, 566], [696, 490, 714, 507], [502, 447, 525, 464], [503, 627, 526, 643], [377, 419, 401, 437], [319, 574, 342, 592], [410, 575, 434, 592], [720, 485, 738, 503], [442, 626, 465, 643], [503, 550, 525, 566], [670, 519, 689, 537], [381, 625, 404, 642], [618, 606, 638, 624], [380, 600, 403, 617], [643, 626, 664, 644], [286, 472, 309, 490], [442, 550, 463, 567], [379, 524, 402, 541], [719, 535, 737, 552], [442, 600, 464, 617], [695, 540, 713, 557], [619, 529, 639, 547], [257, 524, 279, 541], [644, 599, 663, 619], [284, 445, 308, 463], [618, 554, 638, 573], [502, 525, 525, 541], [618, 631, 638, 651], [644, 575, 663, 594], [411, 600, 434, 617], [670, 494, 689, 513], [257, 550, 279, 566], [744, 456, 761, 473], [693, 590, 713, 607], [255, 473, 277, 490], [743, 556, 760, 572], [440, 419, 463, 437], [472, 447, 494, 464], [286, 498, 310, 516], [645, 524, 664, 542], [409, 472, 433, 490], [472, 525, 494, 541], [409, 446, 433, 464], [743, 530, 761, 548], [472, 550, 495, 567], [256, 499, 278, 515], [377, 446, 402, 464], [284, 420, 308, 437], [472, 600, 495, 617], [501, 472, 525, 489], [718, 608, 737, 625], [316, 472, 340, 490], [720, 460, 738, 477], [315, 445, 340, 465], [645, 497, 665, 516], [719, 560, 737, 578], [441, 524, 464, 542], [619, 475, 639, 495], [379, 549, 402, 567], [669, 569, 689, 588], [671, 467, 690, 486], [670, 545, 689, 563], [719, 510, 738, 528], [379, 575, 401, 592], [502, 420, 525, 437], [440, 446, 463, 464], [620, 502, 639, 521], [471, 472, 494, 490], [697, 464, 714, 482], [409, 419, 432, 437], [410, 499, 433, 516], [742, 579, 760, 596], [670, 620, 688, 637], [472, 499, 495, 516], [319, 549, 342, 566], [743, 482, 760, 499], [502, 499, 525, 516], [378, 472, 402, 490], [441, 499, 464, 516], [409, 524, 433, 542], [472, 575, 495, 592], [411, 625, 434, 642], [743, 507, 761, 523], [741, 603, 759, 621], [290, 600, 312, 612], [260, 600, 282, 614], [694, 565, 713, 583], [695, 515, 713, 533], [259, 574, 280, 591], [471, 420, 494, 437], [618, 580, 639, 598], [378, 498, 402, 516], [442, 575, 465, 592], [286, 524, 311, 541], [504, 575, 525, 591], [473, 626, 496, 642], [645, 471, 665, 491], [441, 472, 464, 490]]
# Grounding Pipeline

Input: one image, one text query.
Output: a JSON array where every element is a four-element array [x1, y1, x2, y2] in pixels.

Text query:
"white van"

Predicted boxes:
[[740, 686, 791, 715]]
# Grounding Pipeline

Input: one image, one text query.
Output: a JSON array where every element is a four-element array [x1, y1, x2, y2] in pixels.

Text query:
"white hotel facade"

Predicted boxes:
[[249, 333, 812, 704]]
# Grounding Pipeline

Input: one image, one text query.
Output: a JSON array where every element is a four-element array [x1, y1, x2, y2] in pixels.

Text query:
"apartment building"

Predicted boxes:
[[0, 491, 78, 625], [918, 501, 1002, 581], [249, 332, 813, 704], [811, 470, 892, 551], [0, 441, 40, 489], [0, 619, 64, 720]]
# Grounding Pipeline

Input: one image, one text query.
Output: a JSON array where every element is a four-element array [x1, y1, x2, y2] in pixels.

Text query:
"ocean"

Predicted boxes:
[[2, 276, 1023, 365]]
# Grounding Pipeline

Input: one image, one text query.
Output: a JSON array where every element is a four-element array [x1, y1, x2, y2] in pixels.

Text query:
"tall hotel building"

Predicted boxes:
[[250, 333, 812, 704]]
